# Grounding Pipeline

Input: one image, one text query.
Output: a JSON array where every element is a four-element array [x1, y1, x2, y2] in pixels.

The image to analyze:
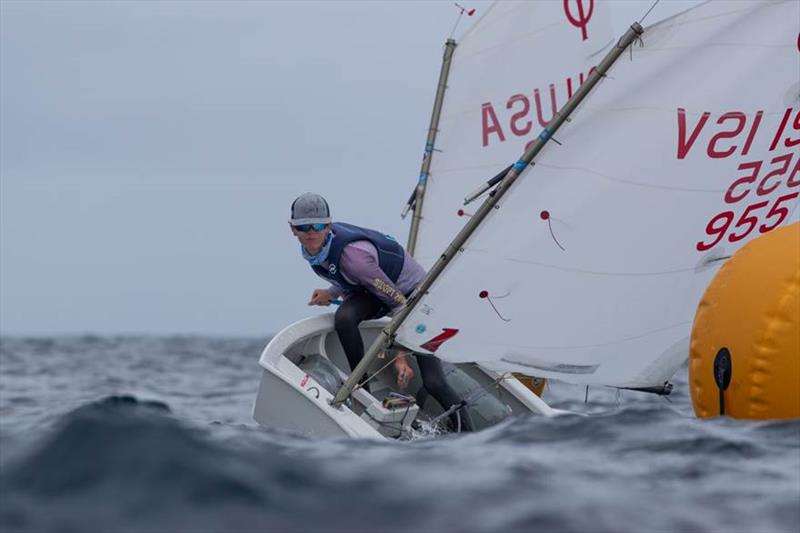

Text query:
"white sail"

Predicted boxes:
[[413, 0, 614, 269], [399, 0, 800, 388]]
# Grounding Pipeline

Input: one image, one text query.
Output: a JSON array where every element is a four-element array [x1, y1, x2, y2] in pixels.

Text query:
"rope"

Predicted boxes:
[[629, 34, 645, 61], [428, 372, 515, 431], [356, 352, 518, 435], [428, 400, 467, 428], [449, 8, 465, 40], [362, 400, 415, 435], [351, 350, 418, 438], [639, 0, 662, 24], [351, 351, 402, 394]]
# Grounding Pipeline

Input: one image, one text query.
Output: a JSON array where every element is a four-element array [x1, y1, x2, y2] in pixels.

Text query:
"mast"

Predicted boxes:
[[404, 39, 458, 256], [333, 22, 645, 408]]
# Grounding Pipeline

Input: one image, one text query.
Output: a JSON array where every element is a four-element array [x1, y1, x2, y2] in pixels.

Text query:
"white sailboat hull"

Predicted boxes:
[[253, 315, 559, 439]]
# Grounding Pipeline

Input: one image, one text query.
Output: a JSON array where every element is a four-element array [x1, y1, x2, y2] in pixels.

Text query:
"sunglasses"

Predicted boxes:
[[293, 223, 328, 233]]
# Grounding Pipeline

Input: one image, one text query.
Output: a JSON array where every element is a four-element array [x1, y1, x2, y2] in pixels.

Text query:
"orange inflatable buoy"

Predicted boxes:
[[690, 222, 800, 420]]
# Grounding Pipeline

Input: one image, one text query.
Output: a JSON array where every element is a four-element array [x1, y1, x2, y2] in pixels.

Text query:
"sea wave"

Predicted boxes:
[[1, 337, 799, 533]]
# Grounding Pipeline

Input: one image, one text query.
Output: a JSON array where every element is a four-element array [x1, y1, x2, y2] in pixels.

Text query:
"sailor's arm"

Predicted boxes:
[[338, 247, 407, 310]]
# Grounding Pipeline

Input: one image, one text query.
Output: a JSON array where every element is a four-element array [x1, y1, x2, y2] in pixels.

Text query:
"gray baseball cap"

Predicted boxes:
[[289, 193, 331, 225]]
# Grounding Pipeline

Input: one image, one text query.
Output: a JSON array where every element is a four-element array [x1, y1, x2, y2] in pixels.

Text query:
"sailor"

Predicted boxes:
[[288, 192, 472, 431]]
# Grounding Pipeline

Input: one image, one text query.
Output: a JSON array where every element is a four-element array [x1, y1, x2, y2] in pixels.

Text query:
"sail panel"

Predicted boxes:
[[401, 0, 800, 388], [414, 0, 615, 268]]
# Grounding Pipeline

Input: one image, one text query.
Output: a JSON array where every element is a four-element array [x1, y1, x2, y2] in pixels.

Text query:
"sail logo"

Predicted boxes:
[[563, 0, 594, 41], [481, 67, 596, 148], [681, 107, 800, 251], [419, 328, 459, 353]]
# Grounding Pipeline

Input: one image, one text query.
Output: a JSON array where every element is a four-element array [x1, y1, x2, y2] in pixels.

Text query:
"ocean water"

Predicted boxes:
[[0, 336, 798, 533]]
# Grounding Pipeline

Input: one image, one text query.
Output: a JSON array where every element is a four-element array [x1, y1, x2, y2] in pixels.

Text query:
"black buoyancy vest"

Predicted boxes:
[[311, 222, 405, 292]]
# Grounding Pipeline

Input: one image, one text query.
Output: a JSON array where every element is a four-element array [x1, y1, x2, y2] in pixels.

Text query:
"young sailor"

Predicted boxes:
[[289, 192, 472, 430]]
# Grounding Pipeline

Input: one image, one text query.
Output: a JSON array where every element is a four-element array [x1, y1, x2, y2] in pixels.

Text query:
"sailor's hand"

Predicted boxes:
[[308, 289, 332, 306], [394, 353, 414, 390]]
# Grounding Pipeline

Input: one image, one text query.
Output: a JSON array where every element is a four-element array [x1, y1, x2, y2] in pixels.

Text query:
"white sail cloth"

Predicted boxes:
[[400, 0, 800, 388], [413, 0, 615, 270]]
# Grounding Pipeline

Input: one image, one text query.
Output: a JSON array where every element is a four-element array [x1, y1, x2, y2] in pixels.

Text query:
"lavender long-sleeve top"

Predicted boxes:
[[321, 240, 425, 310]]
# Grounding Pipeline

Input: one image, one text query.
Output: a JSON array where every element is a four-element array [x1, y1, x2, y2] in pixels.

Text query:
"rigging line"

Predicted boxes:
[[352, 351, 402, 394], [629, 33, 645, 60], [449, 3, 474, 40], [460, 372, 515, 408], [639, 0, 662, 25], [427, 372, 514, 429], [466, 372, 513, 403], [362, 402, 413, 435], [545, 218, 566, 251], [448, 11, 463, 40], [359, 394, 416, 434], [487, 298, 511, 322], [429, 398, 471, 428]]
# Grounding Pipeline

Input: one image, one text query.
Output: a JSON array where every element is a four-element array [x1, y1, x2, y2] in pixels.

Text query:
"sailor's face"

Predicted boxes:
[[290, 224, 330, 255]]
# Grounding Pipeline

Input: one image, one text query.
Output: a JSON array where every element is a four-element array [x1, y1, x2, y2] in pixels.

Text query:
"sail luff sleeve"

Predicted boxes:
[[406, 39, 458, 256]]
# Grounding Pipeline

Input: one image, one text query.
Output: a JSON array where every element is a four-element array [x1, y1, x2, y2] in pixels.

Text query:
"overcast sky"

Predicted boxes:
[[0, 0, 693, 336]]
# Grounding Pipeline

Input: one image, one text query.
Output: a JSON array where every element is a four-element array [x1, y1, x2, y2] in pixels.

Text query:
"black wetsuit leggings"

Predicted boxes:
[[333, 291, 471, 430]]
